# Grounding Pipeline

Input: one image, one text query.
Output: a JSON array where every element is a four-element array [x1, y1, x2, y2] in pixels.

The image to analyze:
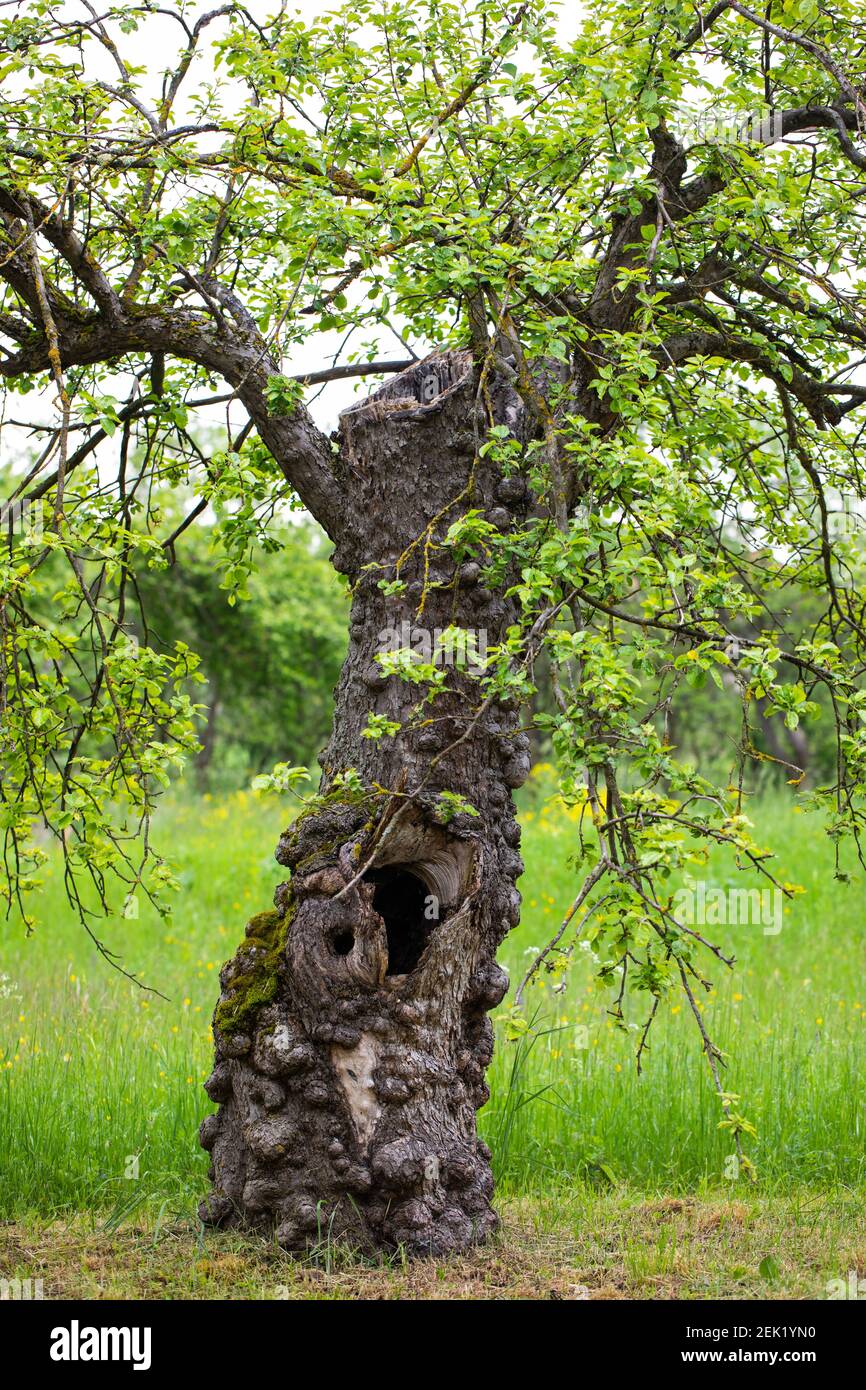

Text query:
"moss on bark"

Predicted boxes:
[[214, 908, 291, 1036]]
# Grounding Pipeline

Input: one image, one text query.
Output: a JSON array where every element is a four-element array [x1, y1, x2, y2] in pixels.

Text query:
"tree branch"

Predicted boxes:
[[0, 286, 346, 540], [658, 327, 851, 425]]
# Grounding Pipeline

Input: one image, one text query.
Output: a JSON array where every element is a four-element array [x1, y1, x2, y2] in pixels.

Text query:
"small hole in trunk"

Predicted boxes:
[[364, 867, 432, 975], [333, 929, 354, 956]]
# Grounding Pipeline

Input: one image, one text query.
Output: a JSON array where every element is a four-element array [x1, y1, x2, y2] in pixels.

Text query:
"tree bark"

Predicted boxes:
[[199, 352, 534, 1254]]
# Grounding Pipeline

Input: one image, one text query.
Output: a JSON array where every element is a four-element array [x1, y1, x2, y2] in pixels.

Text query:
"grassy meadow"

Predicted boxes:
[[1, 772, 865, 1298]]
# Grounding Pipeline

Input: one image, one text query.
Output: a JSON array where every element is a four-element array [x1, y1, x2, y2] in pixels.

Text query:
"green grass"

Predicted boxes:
[[488, 778, 866, 1193], [1, 777, 864, 1234]]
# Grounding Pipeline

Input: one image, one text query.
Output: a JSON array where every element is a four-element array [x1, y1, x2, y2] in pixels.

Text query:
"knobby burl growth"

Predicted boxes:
[[199, 352, 533, 1254]]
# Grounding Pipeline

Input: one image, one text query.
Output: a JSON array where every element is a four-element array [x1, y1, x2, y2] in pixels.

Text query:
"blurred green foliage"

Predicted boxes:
[[134, 518, 349, 789]]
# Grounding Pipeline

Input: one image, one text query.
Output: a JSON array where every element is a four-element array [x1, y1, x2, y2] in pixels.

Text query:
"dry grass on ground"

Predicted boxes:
[[3, 1188, 864, 1301]]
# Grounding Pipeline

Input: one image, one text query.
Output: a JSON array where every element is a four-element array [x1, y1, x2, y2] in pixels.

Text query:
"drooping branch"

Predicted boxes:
[[728, 2, 864, 106], [658, 327, 855, 426], [0, 219, 348, 538], [658, 254, 866, 352], [588, 102, 866, 334]]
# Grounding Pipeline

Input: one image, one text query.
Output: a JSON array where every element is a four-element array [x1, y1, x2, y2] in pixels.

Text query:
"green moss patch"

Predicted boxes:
[[214, 908, 291, 1037]]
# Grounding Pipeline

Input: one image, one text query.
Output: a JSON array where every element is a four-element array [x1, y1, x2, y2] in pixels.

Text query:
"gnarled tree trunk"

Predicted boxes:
[[199, 353, 533, 1254]]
